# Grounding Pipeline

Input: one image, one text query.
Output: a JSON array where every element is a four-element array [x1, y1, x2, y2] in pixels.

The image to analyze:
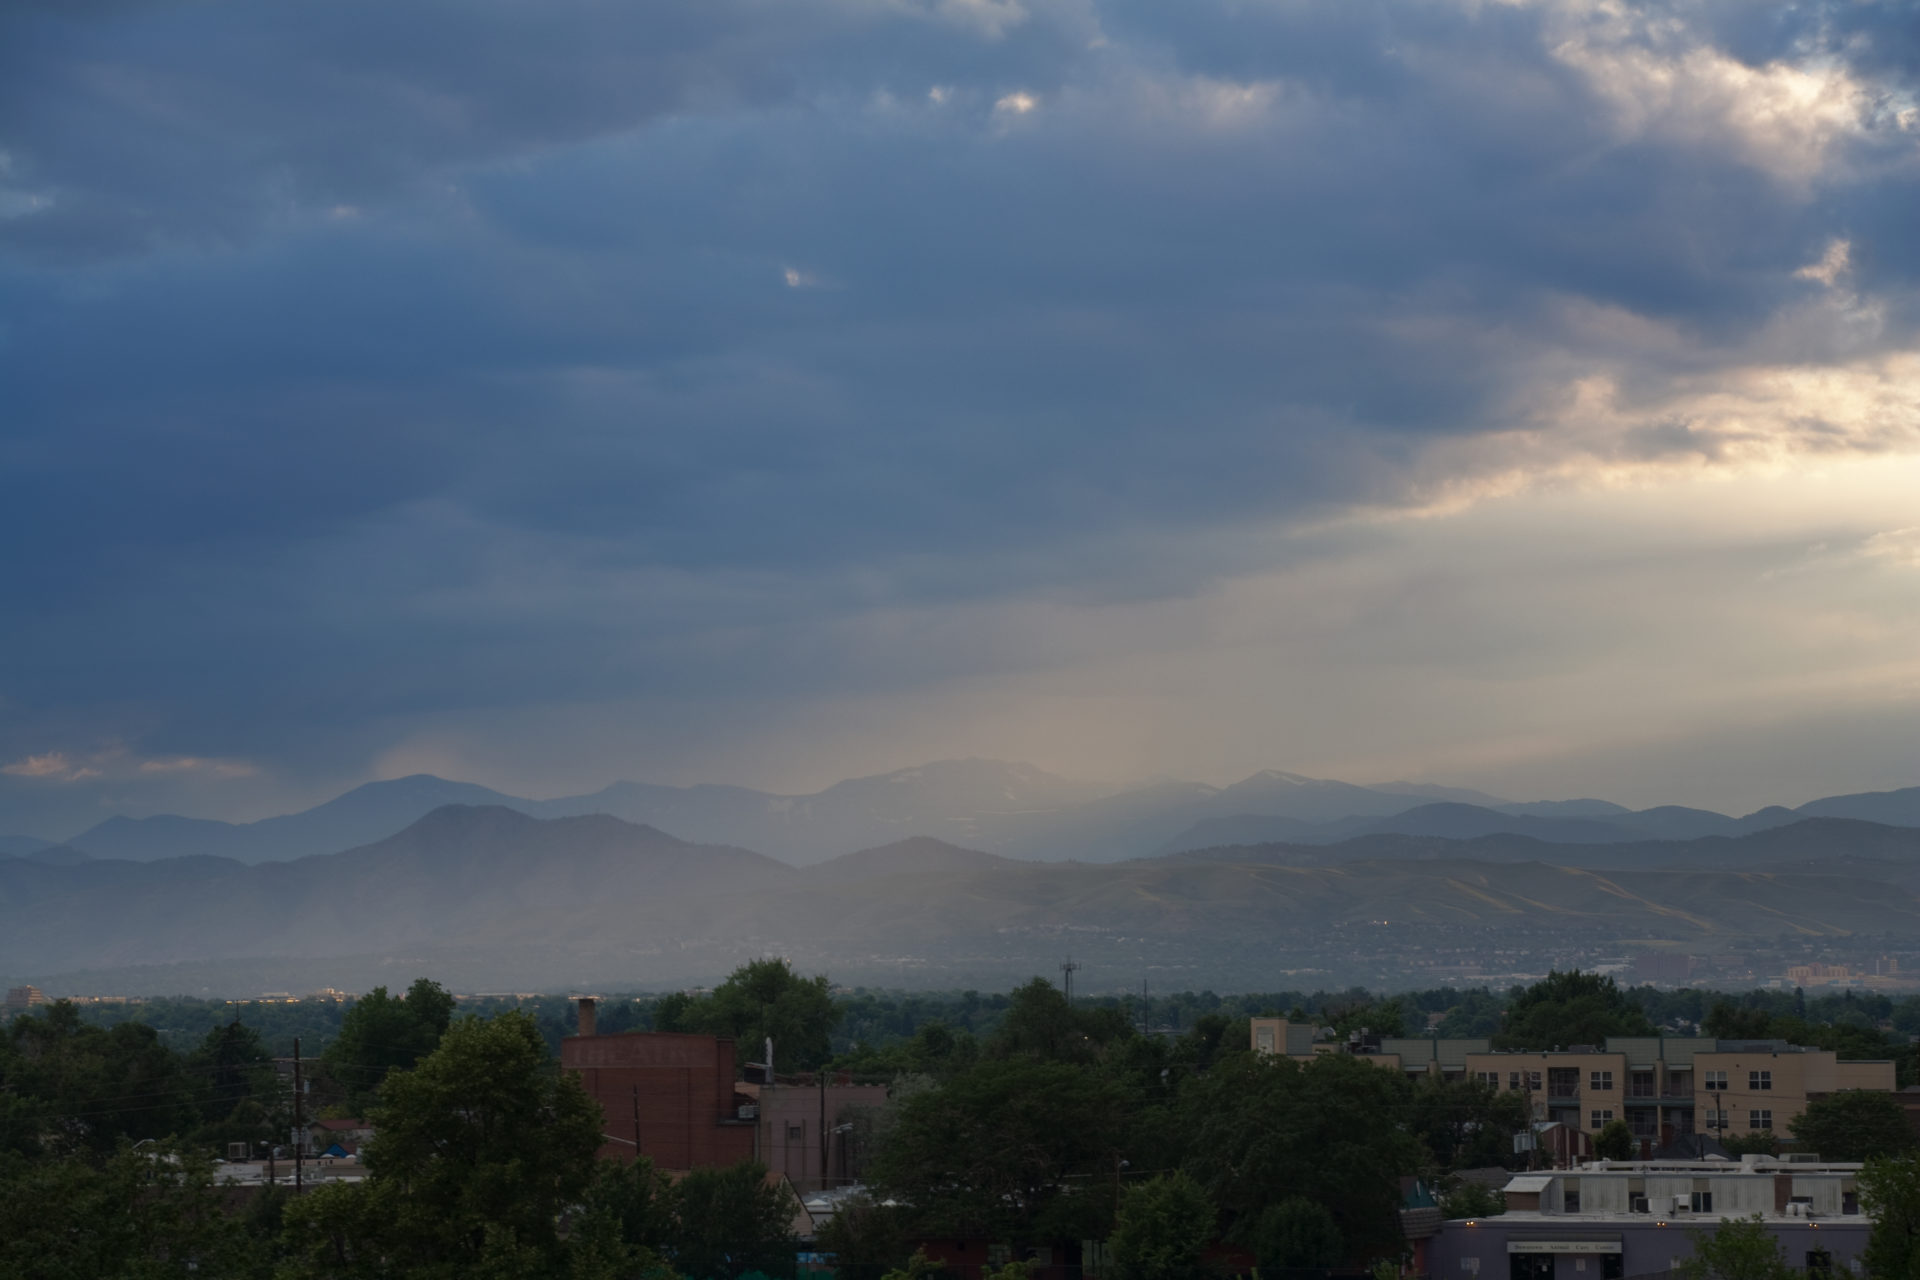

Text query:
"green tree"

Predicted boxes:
[[1180, 1051, 1421, 1263], [281, 1010, 605, 1277], [688, 959, 840, 1073], [1, 1001, 199, 1156], [320, 978, 457, 1112], [187, 1019, 281, 1151], [1676, 1214, 1794, 1280], [1790, 1090, 1919, 1161], [0, 1143, 272, 1279], [1408, 1076, 1528, 1171], [668, 1160, 800, 1280], [1594, 1119, 1636, 1161], [815, 1192, 917, 1280], [1246, 1197, 1344, 1270], [1704, 1001, 1776, 1041], [1328, 997, 1408, 1040], [1107, 1171, 1217, 1280], [1862, 1155, 1920, 1280], [1495, 971, 1654, 1050], [990, 978, 1096, 1062], [871, 1058, 1129, 1246], [1720, 1131, 1779, 1157], [1434, 990, 1505, 1039], [1437, 1183, 1505, 1220]]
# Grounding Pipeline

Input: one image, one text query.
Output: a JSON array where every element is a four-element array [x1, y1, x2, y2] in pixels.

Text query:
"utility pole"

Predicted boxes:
[[818, 1069, 828, 1191], [293, 1037, 304, 1195], [1141, 979, 1149, 1035], [1060, 957, 1078, 1005], [631, 1084, 642, 1161]]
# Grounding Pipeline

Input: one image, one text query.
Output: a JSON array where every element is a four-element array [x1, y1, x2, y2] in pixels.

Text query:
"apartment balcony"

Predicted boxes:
[[1546, 1086, 1580, 1101]]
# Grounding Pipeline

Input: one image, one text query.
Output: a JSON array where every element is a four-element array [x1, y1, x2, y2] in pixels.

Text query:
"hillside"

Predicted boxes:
[[10, 808, 1920, 995]]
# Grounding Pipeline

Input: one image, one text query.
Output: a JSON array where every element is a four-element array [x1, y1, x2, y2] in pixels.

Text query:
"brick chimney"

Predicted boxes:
[[576, 996, 597, 1038]]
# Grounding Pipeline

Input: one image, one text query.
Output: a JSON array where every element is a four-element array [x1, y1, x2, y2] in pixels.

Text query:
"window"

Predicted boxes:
[[1703, 1109, 1729, 1130], [1591, 1110, 1614, 1129], [1691, 1191, 1714, 1213], [1750, 1110, 1773, 1131], [1477, 1071, 1500, 1087], [1703, 1070, 1727, 1091], [1590, 1071, 1614, 1091], [1527, 1071, 1543, 1091], [786, 1122, 805, 1141], [1563, 1187, 1581, 1213], [1510, 1071, 1523, 1090], [1549, 1068, 1580, 1099], [1749, 1070, 1772, 1091], [1843, 1191, 1860, 1215]]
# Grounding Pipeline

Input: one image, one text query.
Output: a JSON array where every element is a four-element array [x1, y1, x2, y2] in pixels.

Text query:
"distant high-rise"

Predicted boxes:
[[5, 985, 48, 1014]]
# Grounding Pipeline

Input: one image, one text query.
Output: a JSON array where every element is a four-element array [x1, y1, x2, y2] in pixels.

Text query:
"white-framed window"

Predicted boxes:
[[1703, 1109, 1729, 1129], [1703, 1070, 1727, 1091], [1750, 1110, 1773, 1131], [1476, 1071, 1499, 1086], [1510, 1071, 1522, 1090], [1750, 1070, 1772, 1091], [1590, 1071, 1614, 1091], [1591, 1109, 1614, 1129], [1527, 1071, 1543, 1091], [1691, 1191, 1714, 1212]]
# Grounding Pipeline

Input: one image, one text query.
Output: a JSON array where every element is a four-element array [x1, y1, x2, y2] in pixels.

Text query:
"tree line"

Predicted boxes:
[[7, 965, 1920, 1276]]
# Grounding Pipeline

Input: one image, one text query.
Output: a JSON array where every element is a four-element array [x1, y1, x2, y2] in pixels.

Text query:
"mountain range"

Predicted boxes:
[[8, 804, 1920, 995], [11, 759, 1918, 867]]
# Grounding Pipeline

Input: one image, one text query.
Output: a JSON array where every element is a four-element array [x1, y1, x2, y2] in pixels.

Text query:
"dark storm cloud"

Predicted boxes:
[[3, 0, 1918, 827]]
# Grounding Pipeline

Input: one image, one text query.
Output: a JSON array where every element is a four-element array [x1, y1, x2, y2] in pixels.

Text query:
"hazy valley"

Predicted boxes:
[[6, 760, 1920, 996]]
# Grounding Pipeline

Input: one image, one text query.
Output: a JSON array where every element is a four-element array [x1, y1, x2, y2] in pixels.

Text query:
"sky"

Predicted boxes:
[[3, 0, 1918, 837]]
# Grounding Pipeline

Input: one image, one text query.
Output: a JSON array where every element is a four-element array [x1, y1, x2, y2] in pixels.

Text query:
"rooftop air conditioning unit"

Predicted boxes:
[[1670, 1197, 1689, 1214], [226, 1142, 250, 1160]]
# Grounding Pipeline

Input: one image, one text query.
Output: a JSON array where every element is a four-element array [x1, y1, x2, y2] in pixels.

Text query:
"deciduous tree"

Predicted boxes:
[[1790, 1091, 1918, 1161], [282, 1011, 604, 1277], [1677, 1214, 1794, 1280], [1107, 1171, 1217, 1280], [1862, 1154, 1920, 1280], [1495, 971, 1653, 1050]]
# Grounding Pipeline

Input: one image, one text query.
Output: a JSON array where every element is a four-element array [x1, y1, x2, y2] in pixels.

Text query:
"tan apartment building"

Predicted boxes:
[[1250, 1020, 1894, 1145]]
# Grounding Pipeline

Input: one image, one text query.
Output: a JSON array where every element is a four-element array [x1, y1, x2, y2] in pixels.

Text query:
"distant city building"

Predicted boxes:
[[1251, 1021, 1895, 1149], [1429, 1156, 1869, 1280], [4, 985, 47, 1014]]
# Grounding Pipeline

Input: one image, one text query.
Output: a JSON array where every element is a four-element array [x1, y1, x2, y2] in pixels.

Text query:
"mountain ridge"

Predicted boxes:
[[30, 762, 1920, 869], [9, 806, 1920, 995]]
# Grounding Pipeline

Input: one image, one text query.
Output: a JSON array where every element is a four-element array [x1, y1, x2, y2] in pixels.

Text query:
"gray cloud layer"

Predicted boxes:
[[3, 0, 1918, 832]]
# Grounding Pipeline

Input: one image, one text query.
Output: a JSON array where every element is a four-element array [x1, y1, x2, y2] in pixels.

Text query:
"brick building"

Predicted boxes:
[[561, 998, 758, 1169], [560, 997, 887, 1189]]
